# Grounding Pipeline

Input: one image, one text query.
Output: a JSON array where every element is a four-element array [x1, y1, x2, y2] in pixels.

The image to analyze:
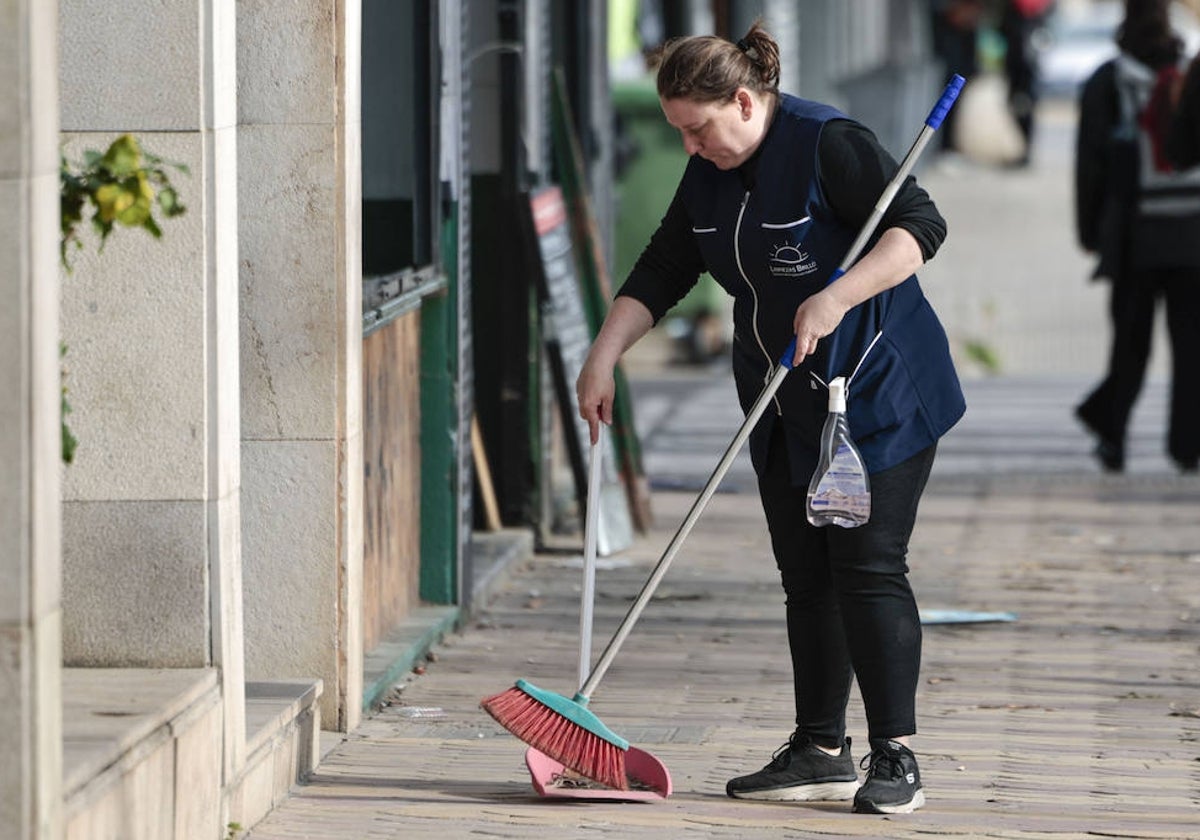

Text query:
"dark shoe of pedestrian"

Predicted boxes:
[[852, 738, 925, 814], [1094, 439, 1125, 472], [1175, 456, 1199, 475], [1074, 406, 1124, 472], [726, 732, 859, 801]]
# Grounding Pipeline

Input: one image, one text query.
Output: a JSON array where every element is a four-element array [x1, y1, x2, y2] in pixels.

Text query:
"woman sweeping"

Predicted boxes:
[[576, 23, 964, 814]]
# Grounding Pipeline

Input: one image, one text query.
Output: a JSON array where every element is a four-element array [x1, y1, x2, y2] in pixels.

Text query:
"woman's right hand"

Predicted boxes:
[[574, 296, 655, 444], [576, 352, 616, 445]]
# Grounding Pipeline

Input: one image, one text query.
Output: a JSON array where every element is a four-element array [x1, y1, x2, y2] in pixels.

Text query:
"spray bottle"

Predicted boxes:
[[806, 376, 871, 528]]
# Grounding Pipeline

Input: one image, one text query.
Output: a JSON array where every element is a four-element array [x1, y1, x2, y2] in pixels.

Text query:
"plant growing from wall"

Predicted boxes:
[[58, 133, 188, 462]]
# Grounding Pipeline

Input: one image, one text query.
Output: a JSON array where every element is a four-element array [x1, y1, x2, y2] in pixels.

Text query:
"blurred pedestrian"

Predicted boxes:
[[930, 0, 985, 153], [1000, 0, 1054, 166], [1074, 0, 1200, 474], [1166, 52, 1200, 167], [577, 21, 964, 814]]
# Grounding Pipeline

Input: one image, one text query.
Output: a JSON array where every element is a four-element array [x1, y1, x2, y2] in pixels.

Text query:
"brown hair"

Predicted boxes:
[[654, 21, 781, 103]]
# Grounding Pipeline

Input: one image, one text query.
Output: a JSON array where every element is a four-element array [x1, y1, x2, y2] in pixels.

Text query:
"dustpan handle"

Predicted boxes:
[[578, 437, 602, 690], [578, 363, 787, 698], [578, 74, 964, 700]]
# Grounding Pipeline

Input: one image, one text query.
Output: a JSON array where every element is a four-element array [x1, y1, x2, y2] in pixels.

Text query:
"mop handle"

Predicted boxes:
[[578, 437, 603, 690], [578, 75, 964, 701]]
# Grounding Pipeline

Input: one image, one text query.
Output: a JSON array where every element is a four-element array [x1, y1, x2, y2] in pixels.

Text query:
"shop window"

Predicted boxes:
[[361, 0, 439, 312]]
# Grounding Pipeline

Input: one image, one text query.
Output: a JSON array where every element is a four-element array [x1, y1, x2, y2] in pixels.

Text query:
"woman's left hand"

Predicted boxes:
[[790, 289, 848, 366], [787, 228, 923, 366]]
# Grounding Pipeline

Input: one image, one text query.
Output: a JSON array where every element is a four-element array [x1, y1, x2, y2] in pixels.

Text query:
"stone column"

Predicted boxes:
[[0, 3, 63, 837], [236, 0, 364, 732], [58, 0, 246, 774]]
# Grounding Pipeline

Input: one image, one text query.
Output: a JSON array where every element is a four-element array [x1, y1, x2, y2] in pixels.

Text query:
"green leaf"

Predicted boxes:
[[60, 132, 188, 263], [93, 182, 126, 223], [91, 215, 114, 248], [61, 191, 84, 231], [101, 134, 143, 177], [113, 174, 153, 227], [157, 186, 183, 216], [964, 340, 1002, 374], [60, 342, 76, 464], [61, 417, 77, 464]]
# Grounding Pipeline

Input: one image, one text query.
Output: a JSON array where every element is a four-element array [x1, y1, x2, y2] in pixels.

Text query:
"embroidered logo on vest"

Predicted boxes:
[[763, 215, 819, 278], [768, 241, 819, 277]]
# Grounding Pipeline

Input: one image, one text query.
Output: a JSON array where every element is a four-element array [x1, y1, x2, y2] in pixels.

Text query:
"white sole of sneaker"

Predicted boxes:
[[855, 788, 926, 814], [729, 780, 860, 802]]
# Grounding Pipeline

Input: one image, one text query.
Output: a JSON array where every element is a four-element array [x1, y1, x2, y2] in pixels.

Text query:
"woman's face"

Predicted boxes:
[[661, 88, 769, 170]]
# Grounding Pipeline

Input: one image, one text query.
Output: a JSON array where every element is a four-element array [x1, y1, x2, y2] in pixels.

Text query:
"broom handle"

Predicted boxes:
[[578, 75, 964, 701], [578, 437, 602, 690]]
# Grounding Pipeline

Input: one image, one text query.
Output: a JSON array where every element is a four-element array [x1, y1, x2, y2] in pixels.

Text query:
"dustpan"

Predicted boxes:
[[525, 745, 672, 800], [525, 437, 671, 800]]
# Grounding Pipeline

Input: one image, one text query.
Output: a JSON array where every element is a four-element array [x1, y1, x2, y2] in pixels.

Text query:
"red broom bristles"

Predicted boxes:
[[481, 686, 629, 790]]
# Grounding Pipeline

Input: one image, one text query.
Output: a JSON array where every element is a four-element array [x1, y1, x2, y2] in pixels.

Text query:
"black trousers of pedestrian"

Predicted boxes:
[[1077, 267, 1200, 466], [1003, 17, 1039, 153], [1001, 7, 1047, 157], [756, 425, 936, 748]]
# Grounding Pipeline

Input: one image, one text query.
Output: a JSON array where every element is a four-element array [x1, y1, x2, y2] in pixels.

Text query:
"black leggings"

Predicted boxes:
[[756, 427, 936, 747]]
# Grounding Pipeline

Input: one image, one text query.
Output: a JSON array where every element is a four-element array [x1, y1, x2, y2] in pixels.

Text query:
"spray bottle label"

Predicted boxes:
[[807, 440, 871, 527]]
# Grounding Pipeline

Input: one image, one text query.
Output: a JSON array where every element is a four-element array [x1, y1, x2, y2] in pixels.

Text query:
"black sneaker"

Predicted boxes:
[[1075, 407, 1124, 472], [853, 738, 925, 814], [1094, 439, 1125, 473], [726, 732, 859, 801]]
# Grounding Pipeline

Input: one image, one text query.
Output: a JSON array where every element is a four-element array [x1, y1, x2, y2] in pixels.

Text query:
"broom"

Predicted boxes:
[[483, 73, 965, 791]]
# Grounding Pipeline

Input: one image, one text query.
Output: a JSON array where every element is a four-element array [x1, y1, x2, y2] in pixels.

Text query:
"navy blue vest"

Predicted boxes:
[[678, 94, 965, 482]]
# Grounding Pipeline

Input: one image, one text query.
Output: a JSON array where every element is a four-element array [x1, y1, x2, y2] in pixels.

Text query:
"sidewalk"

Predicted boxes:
[[246, 463, 1200, 839]]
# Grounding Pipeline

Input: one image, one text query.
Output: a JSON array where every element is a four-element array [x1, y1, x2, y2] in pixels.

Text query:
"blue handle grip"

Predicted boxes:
[[780, 337, 797, 369], [924, 74, 965, 130]]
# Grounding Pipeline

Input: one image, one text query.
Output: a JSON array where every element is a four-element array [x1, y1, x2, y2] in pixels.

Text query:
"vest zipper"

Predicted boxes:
[[733, 189, 783, 414]]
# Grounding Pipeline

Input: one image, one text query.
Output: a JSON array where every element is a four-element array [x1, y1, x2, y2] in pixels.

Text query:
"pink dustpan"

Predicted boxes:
[[525, 746, 672, 800]]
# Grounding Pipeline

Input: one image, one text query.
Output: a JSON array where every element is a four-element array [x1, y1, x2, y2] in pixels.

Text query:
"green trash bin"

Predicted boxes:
[[612, 78, 730, 364]]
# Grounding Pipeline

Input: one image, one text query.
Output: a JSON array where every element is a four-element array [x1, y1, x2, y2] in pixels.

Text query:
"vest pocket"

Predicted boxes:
[[760, 215, 811, 230], [758, 216, 818, 280]]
